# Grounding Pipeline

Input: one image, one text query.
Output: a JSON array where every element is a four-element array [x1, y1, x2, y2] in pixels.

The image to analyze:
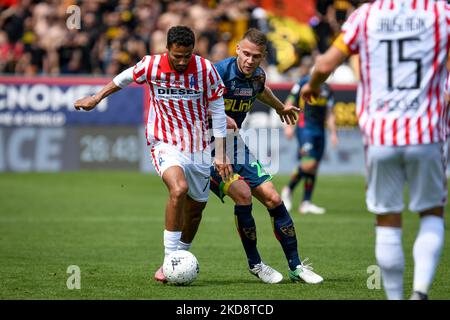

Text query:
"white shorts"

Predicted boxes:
[[149, 141, 212, 202], [366, 143, 447, 214]]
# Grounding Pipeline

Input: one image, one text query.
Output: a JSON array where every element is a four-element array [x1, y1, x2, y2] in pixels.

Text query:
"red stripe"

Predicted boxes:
[[178, 100, 192, 152], [435, 68, 443, 141], [150, 146, 160, 175], [405, 117, 410, 145], [392, 119, 397, 146], [426, 3, 440, 143], [370, 119, 375, 145], [379, 0, 384, 9], [168, 99, 185, 150], [347, 25, 360, 51], [160, 100, 178, 146], [425, 0, 429, 10], [170, 73, 186, 151], [177, 73, 194, 153], [154, 57, 168, 144], [417, 118, 423, 144], [152, 95, 162, 143], [211, 64, 221, 82], [187, 99, 198, 152], [380, 118, 386, 145], [200, 58, 208, 150], [208, 71, 215, 88], [412, 0, 417, 9], [389, 0, 394, 10]]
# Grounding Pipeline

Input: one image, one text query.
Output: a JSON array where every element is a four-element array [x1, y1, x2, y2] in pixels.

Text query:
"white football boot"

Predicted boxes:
[[249, 262, 283, 284], [288, 258, 323, 284], [299, 201, 325, 215]]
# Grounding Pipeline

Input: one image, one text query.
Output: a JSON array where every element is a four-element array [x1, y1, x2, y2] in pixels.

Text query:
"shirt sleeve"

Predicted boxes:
[[207, 62, 227, 101], [209, 96, 227, 138], [132, 55, 151, 84], [113, 67, 134, 88]]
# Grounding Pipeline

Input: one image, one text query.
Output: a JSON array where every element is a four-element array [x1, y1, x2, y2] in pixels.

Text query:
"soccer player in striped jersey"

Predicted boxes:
[[301, 0, 449, 300], [74, 26, 233, 283], [182, 29, 324, 284]]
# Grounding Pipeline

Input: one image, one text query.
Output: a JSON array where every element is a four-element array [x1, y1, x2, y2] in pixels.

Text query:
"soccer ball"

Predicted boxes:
[[162, 250, 199, 285]]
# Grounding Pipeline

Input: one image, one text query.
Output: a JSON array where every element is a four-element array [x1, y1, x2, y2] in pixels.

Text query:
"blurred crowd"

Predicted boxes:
[[0, 0, 365, 82]]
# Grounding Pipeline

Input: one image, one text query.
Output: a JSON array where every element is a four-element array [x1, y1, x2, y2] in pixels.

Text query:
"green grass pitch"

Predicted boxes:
[[0, 172, 448, 300]]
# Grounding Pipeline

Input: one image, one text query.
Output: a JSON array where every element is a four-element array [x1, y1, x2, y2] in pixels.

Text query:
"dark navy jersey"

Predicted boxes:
[[214, 57, 266, 128], [288, 75, 334, 131]]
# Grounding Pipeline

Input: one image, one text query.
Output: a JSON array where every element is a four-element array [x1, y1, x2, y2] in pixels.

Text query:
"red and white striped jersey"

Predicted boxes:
[[339, 0, 450, 146], [133, 53, 226, 153]]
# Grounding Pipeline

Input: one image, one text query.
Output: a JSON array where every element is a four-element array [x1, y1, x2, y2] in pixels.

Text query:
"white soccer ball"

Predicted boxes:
[[163, 250, 199, 285]]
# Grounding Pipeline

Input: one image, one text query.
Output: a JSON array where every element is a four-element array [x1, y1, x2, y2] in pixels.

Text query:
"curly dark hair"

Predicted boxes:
[[167, 26, 196, 49]]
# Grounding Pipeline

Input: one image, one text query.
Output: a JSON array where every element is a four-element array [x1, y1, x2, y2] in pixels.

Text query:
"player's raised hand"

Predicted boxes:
[[74, 95, 99, 111], [300, 83, 321, 105], [277, 105, 300, 125]]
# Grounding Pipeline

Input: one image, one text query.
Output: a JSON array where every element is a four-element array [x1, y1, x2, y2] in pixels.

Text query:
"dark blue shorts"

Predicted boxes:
[[210, 144, 272, 202], [297, 128, 326, 162]]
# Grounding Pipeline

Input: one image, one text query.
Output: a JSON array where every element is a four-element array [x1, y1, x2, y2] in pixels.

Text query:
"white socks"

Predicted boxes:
[[375, 226, 404, 300], [177, 241, 192, 251], [413, 215, 444, 295], [164, 230, 182, 256]]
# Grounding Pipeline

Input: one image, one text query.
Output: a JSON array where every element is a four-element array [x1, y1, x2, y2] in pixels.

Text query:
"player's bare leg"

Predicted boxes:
[[252, 181, 323, 284], [375, 213, 404, 299], [179, 195, 206, 246], [154, 166, 188, 283], [410, 207, 444, 300]]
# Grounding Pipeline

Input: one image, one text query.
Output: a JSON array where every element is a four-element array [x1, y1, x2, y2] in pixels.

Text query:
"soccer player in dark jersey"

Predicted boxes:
[[181, 28, 324, 284], [281, 72, 338, 214]]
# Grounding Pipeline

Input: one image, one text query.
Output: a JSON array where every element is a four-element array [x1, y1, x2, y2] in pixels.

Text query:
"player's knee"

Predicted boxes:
[[301, 161, 317, 174], [232, 188, 252, 205], [170, 182, 188, 199], [263, 192, 282, 209], [229, 183, 252, 205]]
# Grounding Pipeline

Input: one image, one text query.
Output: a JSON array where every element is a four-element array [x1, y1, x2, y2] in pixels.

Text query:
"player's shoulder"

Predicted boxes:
[[344, 2, 371, 24], [214, 57, 237, 75], [254, 65, 266, 78]]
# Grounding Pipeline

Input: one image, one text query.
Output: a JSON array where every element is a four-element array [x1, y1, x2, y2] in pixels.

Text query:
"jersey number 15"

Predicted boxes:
[[380, 37, 421, 91]]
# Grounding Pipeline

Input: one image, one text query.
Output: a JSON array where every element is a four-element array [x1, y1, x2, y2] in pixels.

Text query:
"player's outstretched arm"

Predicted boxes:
[[302, 46, 349, 104], [74, 66, 135, 111], [74, 81, 122, 111], [258, 86, 300, 125]]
